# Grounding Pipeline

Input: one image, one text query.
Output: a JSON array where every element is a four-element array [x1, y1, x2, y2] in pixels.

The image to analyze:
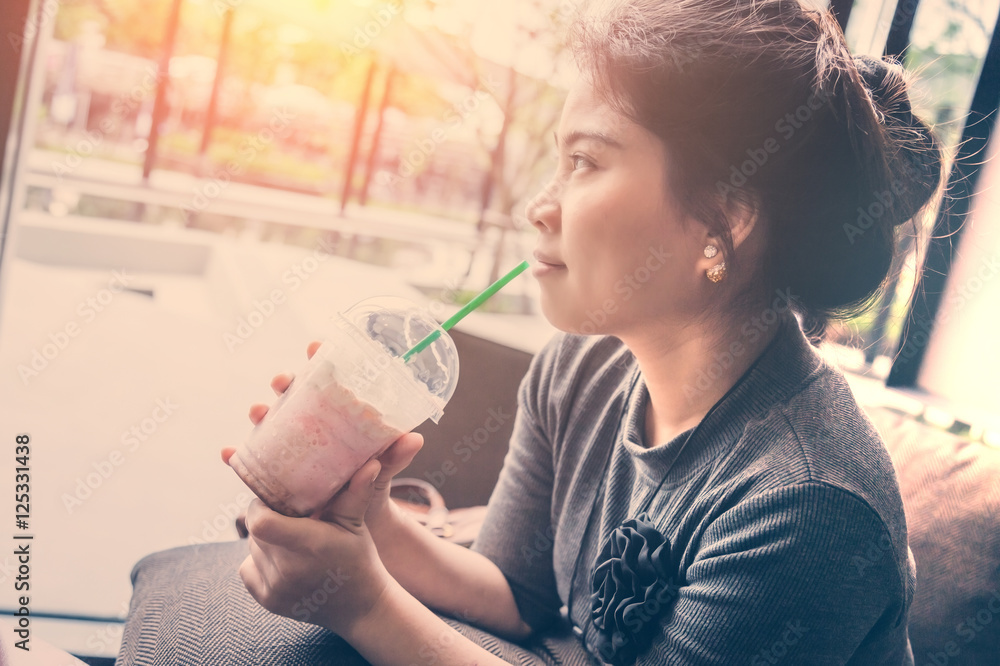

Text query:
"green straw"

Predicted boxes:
[[403, 260, 530, 362]]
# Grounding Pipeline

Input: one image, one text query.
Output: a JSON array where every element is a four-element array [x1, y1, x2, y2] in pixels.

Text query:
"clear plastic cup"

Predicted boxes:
[[228, 296, 460, 517]]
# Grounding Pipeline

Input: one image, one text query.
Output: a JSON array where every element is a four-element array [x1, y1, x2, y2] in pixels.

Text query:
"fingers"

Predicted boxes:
[[239, 553, 268, 605], [318, 459, 381, 530], [236, 511, 248, 538], [373, 433, 424, 491], [270, 372, 294, 395], [247, 534, 277, 580], [249, 346, 316, 428], [248, 372, 293, 426], [221, 447, 236, 465], [245, 498, 308, 546], [248, 404, 269, 425]]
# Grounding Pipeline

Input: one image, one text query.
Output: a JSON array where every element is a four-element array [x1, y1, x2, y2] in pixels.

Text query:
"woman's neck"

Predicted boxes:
[[621, 315, 784, 448]]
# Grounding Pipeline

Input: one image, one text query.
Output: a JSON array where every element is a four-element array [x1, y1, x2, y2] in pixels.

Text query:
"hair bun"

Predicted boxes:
[[853, 55, 902, 118], [852, 54, 942, 226]]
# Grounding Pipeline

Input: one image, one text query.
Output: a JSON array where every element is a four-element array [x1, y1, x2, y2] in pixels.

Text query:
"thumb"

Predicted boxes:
[[318, 458, 381, 531], [373, 432, 424, 491]]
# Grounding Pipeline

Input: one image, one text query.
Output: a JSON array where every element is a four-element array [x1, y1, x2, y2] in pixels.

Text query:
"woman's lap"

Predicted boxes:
[[115, 540, 595, 666]]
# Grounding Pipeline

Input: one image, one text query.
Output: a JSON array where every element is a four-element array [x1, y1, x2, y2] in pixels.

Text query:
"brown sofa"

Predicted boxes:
[[866, 407, 1000, 665], [410, 331, 1000, 665]]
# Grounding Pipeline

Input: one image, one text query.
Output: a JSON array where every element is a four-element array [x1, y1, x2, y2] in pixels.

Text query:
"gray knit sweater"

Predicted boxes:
[[472, 313, 916, 665]]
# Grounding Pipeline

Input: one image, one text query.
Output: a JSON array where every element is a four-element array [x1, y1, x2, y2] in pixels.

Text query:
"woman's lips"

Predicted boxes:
[[532, 252, 566, 277]]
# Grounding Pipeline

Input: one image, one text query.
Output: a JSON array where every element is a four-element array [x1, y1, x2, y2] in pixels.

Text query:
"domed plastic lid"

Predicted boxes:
[[339, 296, 460, 423]]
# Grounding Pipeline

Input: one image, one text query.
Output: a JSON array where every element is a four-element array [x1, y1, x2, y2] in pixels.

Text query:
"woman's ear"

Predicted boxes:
[[723, 195, 760, 251]]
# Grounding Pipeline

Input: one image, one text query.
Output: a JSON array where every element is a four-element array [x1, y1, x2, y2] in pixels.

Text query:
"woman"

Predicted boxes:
[[121, 0, 944, 664]]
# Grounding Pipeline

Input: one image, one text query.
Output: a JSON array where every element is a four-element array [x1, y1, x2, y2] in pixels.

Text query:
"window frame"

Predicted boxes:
[[1, 0, 999, 392], [836, 0, 1000, 390], [0, 0, 37, 305]]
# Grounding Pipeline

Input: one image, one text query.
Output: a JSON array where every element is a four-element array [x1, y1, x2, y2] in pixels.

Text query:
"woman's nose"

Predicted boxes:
[[525, 179, 561, 233]]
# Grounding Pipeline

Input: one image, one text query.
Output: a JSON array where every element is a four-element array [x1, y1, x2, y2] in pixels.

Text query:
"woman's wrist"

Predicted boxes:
[[340, 577, 511, 666], [340, 575, 400, 645]]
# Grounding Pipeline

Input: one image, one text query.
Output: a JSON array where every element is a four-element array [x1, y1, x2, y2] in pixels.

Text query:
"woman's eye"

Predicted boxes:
[[571, 154, 593, 170]]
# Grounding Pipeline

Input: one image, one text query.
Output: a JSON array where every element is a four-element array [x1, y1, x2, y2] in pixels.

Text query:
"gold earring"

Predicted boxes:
[[705, 261, 726, 283], [707, 262, 727, 283], [704, 245, 726, 282]]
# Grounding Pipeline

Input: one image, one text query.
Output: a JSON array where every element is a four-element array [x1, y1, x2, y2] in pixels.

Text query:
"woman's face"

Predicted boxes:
[[527, 75, 711, 337]]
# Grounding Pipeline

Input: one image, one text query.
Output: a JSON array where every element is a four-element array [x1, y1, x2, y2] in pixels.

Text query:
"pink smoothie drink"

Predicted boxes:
[[229, 300, 457, 517]]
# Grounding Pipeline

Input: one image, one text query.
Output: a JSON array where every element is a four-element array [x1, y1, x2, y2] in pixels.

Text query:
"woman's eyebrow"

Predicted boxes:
[[553, 130, 624, 150]]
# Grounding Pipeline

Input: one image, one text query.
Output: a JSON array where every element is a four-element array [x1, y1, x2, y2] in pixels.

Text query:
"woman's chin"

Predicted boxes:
[[540, 301, 606, 337], [538, 298, 574, 333]]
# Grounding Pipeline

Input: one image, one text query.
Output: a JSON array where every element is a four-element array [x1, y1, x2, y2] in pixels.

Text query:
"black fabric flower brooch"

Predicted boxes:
[[589, 513, 679, 665]]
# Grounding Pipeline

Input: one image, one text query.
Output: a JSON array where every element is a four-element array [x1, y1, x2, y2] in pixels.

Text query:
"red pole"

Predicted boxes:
[[142, 0, 184, 182], [340, 59, 377, 215], [359, 67, 395, 207], [198, 5, 236, 174]]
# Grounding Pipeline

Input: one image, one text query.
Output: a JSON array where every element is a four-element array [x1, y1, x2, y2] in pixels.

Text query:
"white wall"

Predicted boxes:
[[917, 128, 1000, 418]]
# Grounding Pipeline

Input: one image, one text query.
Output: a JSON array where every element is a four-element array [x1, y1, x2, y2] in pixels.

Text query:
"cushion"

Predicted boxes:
[[114, 540, 596, 665], [866, 406, 1000, 665]]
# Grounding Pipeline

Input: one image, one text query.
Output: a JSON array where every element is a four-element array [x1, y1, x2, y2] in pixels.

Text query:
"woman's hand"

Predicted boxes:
[[364, 431, 424, 538], [239, 457, 393, 635], [220, 341, 324, 468], [221, 341, 426, 541]]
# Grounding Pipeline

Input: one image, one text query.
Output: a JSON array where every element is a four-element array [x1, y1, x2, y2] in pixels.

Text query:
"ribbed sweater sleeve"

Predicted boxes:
[[637, 482, 909, 665]]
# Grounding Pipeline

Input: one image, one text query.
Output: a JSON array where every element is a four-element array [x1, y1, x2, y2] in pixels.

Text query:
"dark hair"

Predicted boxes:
[[571, 0, 945, 341]]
